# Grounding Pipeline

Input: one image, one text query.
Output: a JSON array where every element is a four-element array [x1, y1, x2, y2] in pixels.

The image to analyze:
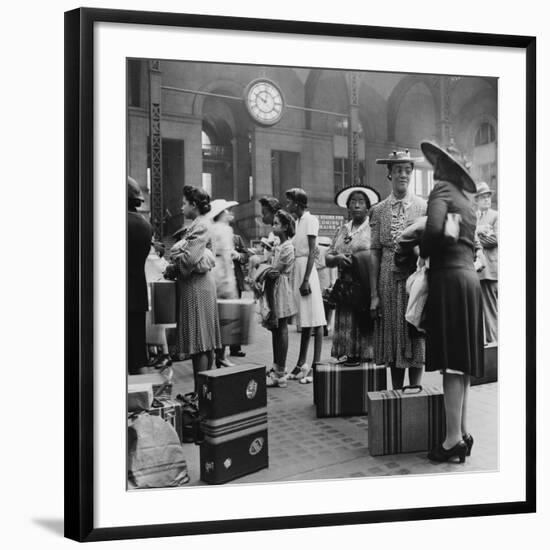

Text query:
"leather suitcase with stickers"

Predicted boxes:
[[198, 364, 268, 483], [199, 409, 268, 484], [198, 364, 266, 419]]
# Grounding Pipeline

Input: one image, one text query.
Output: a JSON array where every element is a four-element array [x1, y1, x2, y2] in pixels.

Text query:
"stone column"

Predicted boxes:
[[437, 75, 454, 146], [347, 72, 361, 186]]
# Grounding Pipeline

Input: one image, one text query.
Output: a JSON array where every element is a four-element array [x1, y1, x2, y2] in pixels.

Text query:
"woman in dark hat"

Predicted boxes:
[[369, 151, 427, 389], [420, 141, 484, 463], [326, 186, 380, 363]]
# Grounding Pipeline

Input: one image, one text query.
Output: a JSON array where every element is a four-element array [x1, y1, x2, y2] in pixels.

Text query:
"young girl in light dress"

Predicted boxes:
[[266, 210, 297, 388]]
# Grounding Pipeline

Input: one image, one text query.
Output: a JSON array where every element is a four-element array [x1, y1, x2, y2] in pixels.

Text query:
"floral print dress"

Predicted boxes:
[[370, 193, 427, 369], [327, 218, 374, 362]]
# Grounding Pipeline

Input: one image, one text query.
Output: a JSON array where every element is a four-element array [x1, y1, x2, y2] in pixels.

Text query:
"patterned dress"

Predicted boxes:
[[170, 216, 222, 356], [272, 240, 297, 320], [327, 218, 374, 361], [370, 193, 427, 368]]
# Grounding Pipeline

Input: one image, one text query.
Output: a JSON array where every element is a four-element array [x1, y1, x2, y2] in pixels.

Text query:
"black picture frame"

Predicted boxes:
[[64, 7, 536, 542]]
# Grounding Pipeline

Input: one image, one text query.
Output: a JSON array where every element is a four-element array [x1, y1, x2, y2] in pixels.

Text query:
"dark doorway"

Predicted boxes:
[[272, 150, 301, 203]]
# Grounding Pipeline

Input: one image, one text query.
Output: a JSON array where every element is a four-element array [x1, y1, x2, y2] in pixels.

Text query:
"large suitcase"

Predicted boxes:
[[217, 299, 255, 346], [200, 409, 268, 484], [150, 281, 176, 325], [314, 362, 387, 417], [470, 343, 497, 386], [198, 364, 268, 484], [198, 364, 266, 419], [367, 385, 446, 456]]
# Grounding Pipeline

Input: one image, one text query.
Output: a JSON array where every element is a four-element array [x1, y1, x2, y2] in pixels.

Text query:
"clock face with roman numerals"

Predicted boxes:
[[244, 79, 284, 126]]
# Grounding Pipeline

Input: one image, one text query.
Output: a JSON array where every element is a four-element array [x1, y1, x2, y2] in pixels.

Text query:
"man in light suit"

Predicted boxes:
[[475, 181, 498, 344]]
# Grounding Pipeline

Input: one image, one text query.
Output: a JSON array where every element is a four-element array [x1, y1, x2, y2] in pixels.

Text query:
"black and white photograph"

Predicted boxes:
[[60, 4, 538, 544], [126, 59, 499, 488]]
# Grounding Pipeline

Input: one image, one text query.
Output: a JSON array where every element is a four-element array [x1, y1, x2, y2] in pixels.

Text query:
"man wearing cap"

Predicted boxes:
[[475, 181, 498, 343], [127, 176, 153, 374]]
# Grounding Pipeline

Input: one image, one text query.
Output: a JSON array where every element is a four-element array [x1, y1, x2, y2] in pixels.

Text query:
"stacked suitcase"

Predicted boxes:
[[313, 362, 387, 417], [198, 364, 268, 484]]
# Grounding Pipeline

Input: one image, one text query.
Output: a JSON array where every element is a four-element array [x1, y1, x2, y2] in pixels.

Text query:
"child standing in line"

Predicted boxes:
[[266, 210, 297, 388]]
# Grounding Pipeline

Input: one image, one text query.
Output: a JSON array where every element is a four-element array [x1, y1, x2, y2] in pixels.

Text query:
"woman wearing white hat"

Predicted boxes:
[[369, 150, 427, 389], [326, 186, 380, 362], [208, 199, 240, 367]]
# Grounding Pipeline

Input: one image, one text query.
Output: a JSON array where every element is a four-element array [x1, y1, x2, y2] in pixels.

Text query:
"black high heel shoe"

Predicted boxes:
[[427, 441, 467, 463], [463, 433, 474, 456]]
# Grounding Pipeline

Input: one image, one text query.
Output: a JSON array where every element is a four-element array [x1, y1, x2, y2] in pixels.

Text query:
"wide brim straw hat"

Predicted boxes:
[[334, 185, 380, 209], [207, 199, 238, 220], [420, 141, 476, 193], [375, 149, 423, 165]]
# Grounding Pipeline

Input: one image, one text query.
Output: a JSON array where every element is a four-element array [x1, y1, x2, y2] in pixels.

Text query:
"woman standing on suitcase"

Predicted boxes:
[[420, 141, 484, 463], [369, 150, 427, 389], [326, 186, 380, 364], [164, 185, 222, 395]]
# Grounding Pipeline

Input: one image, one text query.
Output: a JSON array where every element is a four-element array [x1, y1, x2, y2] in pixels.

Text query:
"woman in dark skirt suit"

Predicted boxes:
[[419, 141, 484, 463]]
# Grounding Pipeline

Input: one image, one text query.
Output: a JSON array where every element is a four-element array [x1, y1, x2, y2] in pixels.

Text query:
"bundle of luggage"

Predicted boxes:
[[127, 363, 269, 487], [127, 370, 202, 489]]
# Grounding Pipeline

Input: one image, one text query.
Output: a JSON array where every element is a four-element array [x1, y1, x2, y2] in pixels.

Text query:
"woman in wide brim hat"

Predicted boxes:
[[326, 185, 381, 363], [207, 199, 239, 221], [420, 141, 476, 193], [207, 198, 240, 367], [368, 150, 428, 390], [334, 185, 380, 210], [419, 140, 484, 463]]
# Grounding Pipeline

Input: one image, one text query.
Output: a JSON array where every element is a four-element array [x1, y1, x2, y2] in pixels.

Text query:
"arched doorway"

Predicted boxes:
[[201, 119, 234, 201]]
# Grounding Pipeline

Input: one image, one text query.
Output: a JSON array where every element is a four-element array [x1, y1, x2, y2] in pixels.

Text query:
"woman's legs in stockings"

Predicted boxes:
[[461, 374, 471, 437], [276, 318, 289, 375], [191, 350, 214, 393], [390, 367, 405, 390], [408, 365, 424, 386], [296, 325, 323, 373], [312, 326, 323, 365], [442, 373, 466, 449], [297, 327, 312, 366]]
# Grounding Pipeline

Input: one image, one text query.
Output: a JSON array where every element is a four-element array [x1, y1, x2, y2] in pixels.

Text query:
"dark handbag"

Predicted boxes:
[[329, 277, 369, 312]]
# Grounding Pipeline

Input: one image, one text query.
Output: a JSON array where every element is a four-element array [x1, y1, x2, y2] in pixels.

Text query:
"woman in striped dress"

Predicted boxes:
[[165, 185, 222, 394]]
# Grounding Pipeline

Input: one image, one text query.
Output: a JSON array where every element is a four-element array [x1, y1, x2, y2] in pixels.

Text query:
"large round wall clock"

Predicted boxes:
[[244, 79, 285, 126]]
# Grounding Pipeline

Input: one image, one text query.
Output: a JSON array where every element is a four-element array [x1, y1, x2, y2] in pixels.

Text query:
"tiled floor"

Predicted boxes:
[[167, 320, 498, 486]]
